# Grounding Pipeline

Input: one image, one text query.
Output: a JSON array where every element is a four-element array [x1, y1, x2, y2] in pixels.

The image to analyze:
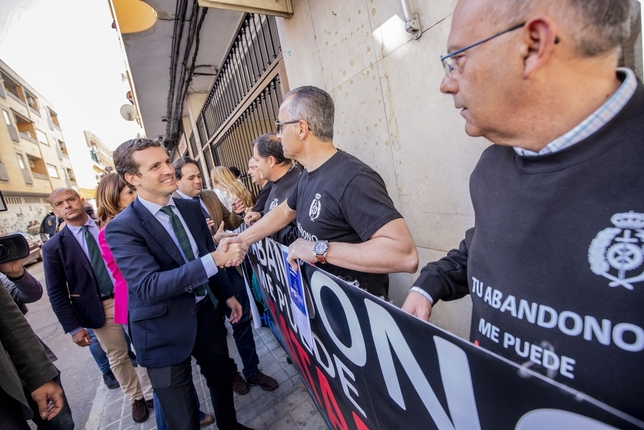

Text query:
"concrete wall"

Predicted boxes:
[[276, 0, 490, 339]]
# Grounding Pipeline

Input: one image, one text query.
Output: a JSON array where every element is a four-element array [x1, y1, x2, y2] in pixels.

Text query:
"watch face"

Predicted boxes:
[[313, 241, 328, 255]]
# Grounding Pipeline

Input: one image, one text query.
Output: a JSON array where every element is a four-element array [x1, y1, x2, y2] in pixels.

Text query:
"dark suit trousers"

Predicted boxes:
[[147, 299, 236, 430], [225, 267, 259, 379]]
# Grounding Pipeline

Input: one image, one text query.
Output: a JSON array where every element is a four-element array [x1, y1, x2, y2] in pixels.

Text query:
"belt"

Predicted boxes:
[[100, 291, 115, 301]]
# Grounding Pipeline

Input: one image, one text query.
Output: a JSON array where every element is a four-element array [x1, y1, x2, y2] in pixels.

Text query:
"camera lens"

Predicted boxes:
[[0, 244, 8, 260]]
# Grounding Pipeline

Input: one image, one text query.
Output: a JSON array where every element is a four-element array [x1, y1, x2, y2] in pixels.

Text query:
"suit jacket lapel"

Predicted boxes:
[[60, 228, 96, 283], [132, 199, 185, 266]]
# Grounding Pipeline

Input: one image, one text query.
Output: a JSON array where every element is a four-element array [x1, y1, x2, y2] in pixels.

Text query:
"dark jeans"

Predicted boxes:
[[148, 299, 237, 430], [225, 267, 260, 379], [23, 370, 74, 430]]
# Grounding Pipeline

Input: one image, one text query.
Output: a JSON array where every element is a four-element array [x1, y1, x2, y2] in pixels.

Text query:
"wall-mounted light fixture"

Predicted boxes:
[[400, 0, 421, 39]]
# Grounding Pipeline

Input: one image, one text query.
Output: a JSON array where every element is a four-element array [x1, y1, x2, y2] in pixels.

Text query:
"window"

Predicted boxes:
[[16, 153, 26, 169], [47, 108, 61, 128], [89, 148, 99, 163], [0, 155, 8, 181], [66, 168, 76, 182], [2, 109, 19, 142], [14, 111, 36, 142], [47, 163, 59, 178], [25, 91, 40, 114], [58, 139, 68, 156], [0, 71, 25, 103], [36, 129, 49, 145], [15, 152, 33, 185]]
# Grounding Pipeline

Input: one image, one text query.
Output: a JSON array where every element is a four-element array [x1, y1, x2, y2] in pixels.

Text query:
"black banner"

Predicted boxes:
[[248, 238, 643, 430]]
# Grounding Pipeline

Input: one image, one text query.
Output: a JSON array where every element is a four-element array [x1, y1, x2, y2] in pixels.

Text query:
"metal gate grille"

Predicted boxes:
[[194, 13, 287, 191], [210, 76, 283, 174]]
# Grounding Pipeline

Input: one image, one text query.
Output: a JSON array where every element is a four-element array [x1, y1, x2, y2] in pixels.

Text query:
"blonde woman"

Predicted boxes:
[[210, 165, 253, 215]]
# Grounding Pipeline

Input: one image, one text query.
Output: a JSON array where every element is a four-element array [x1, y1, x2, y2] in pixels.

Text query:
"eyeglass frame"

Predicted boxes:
[[275, 119, 301, 135], [440, 22, 526, 78]]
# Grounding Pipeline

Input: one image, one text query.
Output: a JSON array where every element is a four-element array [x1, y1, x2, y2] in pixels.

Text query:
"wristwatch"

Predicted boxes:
[[312, 240, 329, 264]]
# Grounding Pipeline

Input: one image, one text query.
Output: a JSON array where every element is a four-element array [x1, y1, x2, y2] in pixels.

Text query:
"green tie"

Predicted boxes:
[[82, 226, 114, 296], [159, 206, 216, 305]]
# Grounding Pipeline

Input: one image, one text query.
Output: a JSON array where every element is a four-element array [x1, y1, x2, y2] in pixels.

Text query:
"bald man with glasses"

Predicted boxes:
[[403, 0, 643, 421]]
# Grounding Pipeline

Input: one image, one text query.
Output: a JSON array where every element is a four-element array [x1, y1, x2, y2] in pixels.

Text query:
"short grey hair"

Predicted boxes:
[[488, 0, 633, 57], [283, 86, 335, 142]]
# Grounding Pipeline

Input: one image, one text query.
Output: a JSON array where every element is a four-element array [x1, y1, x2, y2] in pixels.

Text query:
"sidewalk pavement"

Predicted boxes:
[[85, 323, 327, 430]]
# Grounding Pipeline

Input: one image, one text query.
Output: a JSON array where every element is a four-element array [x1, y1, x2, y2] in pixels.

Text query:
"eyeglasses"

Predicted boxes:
[[440, 22, 526, 78], [275, 119, 301, 135]]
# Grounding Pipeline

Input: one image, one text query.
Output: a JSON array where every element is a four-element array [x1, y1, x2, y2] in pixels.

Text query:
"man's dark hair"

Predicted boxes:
[[253, 133, 291, 165], [112, 138, 162, 182], [172, 157, 201, 180], [228, 166, 241, 178], [283, 86, 335, 142]]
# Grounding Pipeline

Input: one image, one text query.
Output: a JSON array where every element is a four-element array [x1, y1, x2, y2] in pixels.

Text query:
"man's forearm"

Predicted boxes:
[[412, 235, 471, 303], [12, 271, 43, 303], [324, 236, 418, 274], [239, 201, 294, 245]]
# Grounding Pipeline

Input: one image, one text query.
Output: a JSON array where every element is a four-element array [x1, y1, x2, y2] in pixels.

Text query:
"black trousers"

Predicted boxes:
[[225, 267, 260, 379], [148, 299, 237, 430]]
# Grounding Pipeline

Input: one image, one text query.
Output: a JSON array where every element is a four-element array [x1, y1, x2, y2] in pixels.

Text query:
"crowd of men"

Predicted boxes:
[[1, 0, 641, 428]]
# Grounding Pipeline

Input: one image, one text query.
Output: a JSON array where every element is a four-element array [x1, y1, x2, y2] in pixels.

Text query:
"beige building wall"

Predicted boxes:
[[83, 130, 115, 182], [0, 60, 78, 234], [276, 0, 490, 338]]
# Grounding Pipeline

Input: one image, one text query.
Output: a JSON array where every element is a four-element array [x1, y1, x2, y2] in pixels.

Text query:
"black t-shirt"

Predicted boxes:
[[252, 182, 273, 214], [414, 75, 644, 420], [287, 150, 401, 297], [264, 163, 302, 245]]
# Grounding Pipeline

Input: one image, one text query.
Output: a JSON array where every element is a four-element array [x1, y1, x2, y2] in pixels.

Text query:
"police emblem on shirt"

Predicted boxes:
[[309, 193, 322, 221], [588, 211, 644, 290], [269, 198, 279, 211]]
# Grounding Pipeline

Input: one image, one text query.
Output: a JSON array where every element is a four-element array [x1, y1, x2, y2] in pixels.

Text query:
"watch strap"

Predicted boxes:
[[313, 240, 328, 264]]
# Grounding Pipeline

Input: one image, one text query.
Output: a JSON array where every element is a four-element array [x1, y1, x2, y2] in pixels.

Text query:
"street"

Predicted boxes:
[[20, 261, 326, 429], [23, 261, 100, 428]]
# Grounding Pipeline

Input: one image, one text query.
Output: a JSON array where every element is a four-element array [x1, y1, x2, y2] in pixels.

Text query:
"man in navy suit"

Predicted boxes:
[[106, 138, 252, 430], [43, 188, 151, 423]]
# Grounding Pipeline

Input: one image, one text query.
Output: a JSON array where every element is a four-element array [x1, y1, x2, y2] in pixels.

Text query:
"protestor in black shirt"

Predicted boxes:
[[247, 156, 272, 215], [244, 133, 302, 245], [227, 86, 418, 300], [402, 0, 643, 420]]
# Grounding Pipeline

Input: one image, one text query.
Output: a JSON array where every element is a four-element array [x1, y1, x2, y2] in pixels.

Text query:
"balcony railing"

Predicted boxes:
[[19, 132, 37, 143]]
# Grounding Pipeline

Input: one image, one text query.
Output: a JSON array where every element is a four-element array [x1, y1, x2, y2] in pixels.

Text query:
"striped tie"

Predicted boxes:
[[159, 206, 212, 302]]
